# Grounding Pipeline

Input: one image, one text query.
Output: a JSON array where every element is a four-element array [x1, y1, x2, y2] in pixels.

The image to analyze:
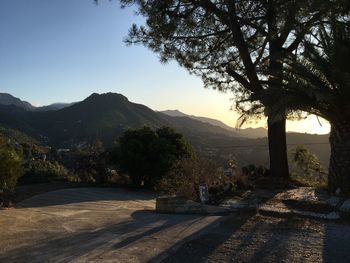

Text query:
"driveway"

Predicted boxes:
[[0, 188, 222, 263]]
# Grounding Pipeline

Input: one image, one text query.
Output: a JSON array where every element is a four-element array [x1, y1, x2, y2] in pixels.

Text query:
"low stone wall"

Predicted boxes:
[[156, 196, 231, 215]]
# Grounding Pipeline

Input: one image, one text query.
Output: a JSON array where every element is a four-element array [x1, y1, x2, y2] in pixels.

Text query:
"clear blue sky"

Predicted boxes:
[[0, 0, 330, 134]]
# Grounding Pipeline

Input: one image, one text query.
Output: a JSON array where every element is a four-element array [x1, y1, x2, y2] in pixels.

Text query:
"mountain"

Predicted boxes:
[[0, 93, 167, 145], [161, 109, 267, 138], [235, 127, 267, 138], [0, 92, 330, 168], [0, 93, 35, 111], [161, 109, 235, 130]]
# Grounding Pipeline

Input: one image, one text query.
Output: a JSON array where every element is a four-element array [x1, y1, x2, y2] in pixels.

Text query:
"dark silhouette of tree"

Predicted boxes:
[[252, 17, 350, 194], [114, 126, 193, 188], [119, 0, 334, 185]]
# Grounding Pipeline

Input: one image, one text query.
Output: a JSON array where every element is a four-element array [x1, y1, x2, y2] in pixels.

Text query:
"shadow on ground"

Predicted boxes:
[[17, 187, 157, 208], [0, 210, 208, 263]]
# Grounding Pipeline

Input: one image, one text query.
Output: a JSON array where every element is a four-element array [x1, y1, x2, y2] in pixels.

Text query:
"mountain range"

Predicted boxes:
[[160, 109, 267, 138], [0, 93, 74, 112], [0, 92, 330, 167]]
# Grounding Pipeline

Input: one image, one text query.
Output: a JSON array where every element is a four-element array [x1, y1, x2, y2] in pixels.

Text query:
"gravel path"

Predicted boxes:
[[163, 212, 350, 263]]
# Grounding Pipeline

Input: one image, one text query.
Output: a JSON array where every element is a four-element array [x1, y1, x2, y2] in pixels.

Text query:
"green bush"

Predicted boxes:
[[291, 145, 327, 187], [0, 138, 23, 190], [114, 126, 193, 188], [21, 160, 71, 184]]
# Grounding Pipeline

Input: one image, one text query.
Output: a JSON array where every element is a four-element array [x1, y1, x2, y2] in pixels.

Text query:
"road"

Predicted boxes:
[[0, 187, 221, 263]]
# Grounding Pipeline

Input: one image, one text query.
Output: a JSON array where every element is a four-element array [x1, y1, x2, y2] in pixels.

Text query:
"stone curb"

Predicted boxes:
[[156, 196, 232, 215]]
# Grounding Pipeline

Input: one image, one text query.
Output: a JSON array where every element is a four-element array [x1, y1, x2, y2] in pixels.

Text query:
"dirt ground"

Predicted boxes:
[[163, 212, 350, 263], [0, 182, 84, 207], [0, 187, 222, 263]]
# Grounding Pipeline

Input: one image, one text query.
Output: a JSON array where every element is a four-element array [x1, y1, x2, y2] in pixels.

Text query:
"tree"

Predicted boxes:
[[115, 126, 192, 187], [119, 0, 334, 184], [254, 18, 350, 194], [0, 137, 23, 191]]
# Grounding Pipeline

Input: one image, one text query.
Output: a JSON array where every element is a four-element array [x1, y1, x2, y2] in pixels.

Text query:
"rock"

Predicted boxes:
[[336, 188, 341, 196], [325, 197, 341, 207], [220, 199, 249, 209], [340, 199, 350, 214]]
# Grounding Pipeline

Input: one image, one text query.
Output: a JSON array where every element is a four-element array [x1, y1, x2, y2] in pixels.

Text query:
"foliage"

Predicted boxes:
[[0, 137, 23, 190], [240, 164, 270, 188], [158, 156, 234, 201], [69, 144, 109, 184], [291, 146, 327, 187], [115, 126, 193, 188], [21, 160, 72, 184], [248, 18, 350, 123]]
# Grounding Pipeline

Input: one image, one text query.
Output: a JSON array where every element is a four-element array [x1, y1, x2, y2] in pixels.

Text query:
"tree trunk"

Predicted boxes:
[[268, 116, 289, 185], [328, 120, 350, 196]]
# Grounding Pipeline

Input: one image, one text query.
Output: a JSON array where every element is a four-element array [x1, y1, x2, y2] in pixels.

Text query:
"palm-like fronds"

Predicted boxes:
[[283, 19, 350, 120]]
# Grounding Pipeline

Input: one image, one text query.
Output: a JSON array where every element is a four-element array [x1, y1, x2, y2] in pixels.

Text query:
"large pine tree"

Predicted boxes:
[[120, 0, 332, 184]]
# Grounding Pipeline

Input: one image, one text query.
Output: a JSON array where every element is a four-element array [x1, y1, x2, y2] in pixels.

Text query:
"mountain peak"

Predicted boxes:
[[84, 92, 129, 103]]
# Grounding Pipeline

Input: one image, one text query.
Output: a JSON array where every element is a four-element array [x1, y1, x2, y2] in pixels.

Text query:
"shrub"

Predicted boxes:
[[104, 169, 131, 185], [0, 138, 23, 190], [240, 164, 270, 188], [21, 160, 71, 184], [291, 145, 327, 187], [158, 156, 234, 201]]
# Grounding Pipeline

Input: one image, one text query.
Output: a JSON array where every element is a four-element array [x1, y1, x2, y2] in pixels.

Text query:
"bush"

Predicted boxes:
[[290, 145, 327, 187], [158, 156, 234, 201], [104, 169, 131, 185], [114, 126, 193, 188], [21, 160, 72, 184], [0, 138, 23, 190]]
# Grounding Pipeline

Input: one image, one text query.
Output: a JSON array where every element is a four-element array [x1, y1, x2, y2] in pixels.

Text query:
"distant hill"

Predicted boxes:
[[0, 92, 330, 168], [161, 109, 267, 138], [161, 109, 235, 130], [0, 93, 76, 112], [36, 102, 75, 111], [0, 93, 35, 111]]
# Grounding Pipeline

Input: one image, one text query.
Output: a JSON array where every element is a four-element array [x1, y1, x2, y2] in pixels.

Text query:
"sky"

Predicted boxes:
[[0, 0, 330, 134]]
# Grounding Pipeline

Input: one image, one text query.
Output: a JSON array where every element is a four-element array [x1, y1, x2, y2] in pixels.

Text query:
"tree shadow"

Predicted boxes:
[[152, 211, 256, 263], [16, 187, 157, 208]]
